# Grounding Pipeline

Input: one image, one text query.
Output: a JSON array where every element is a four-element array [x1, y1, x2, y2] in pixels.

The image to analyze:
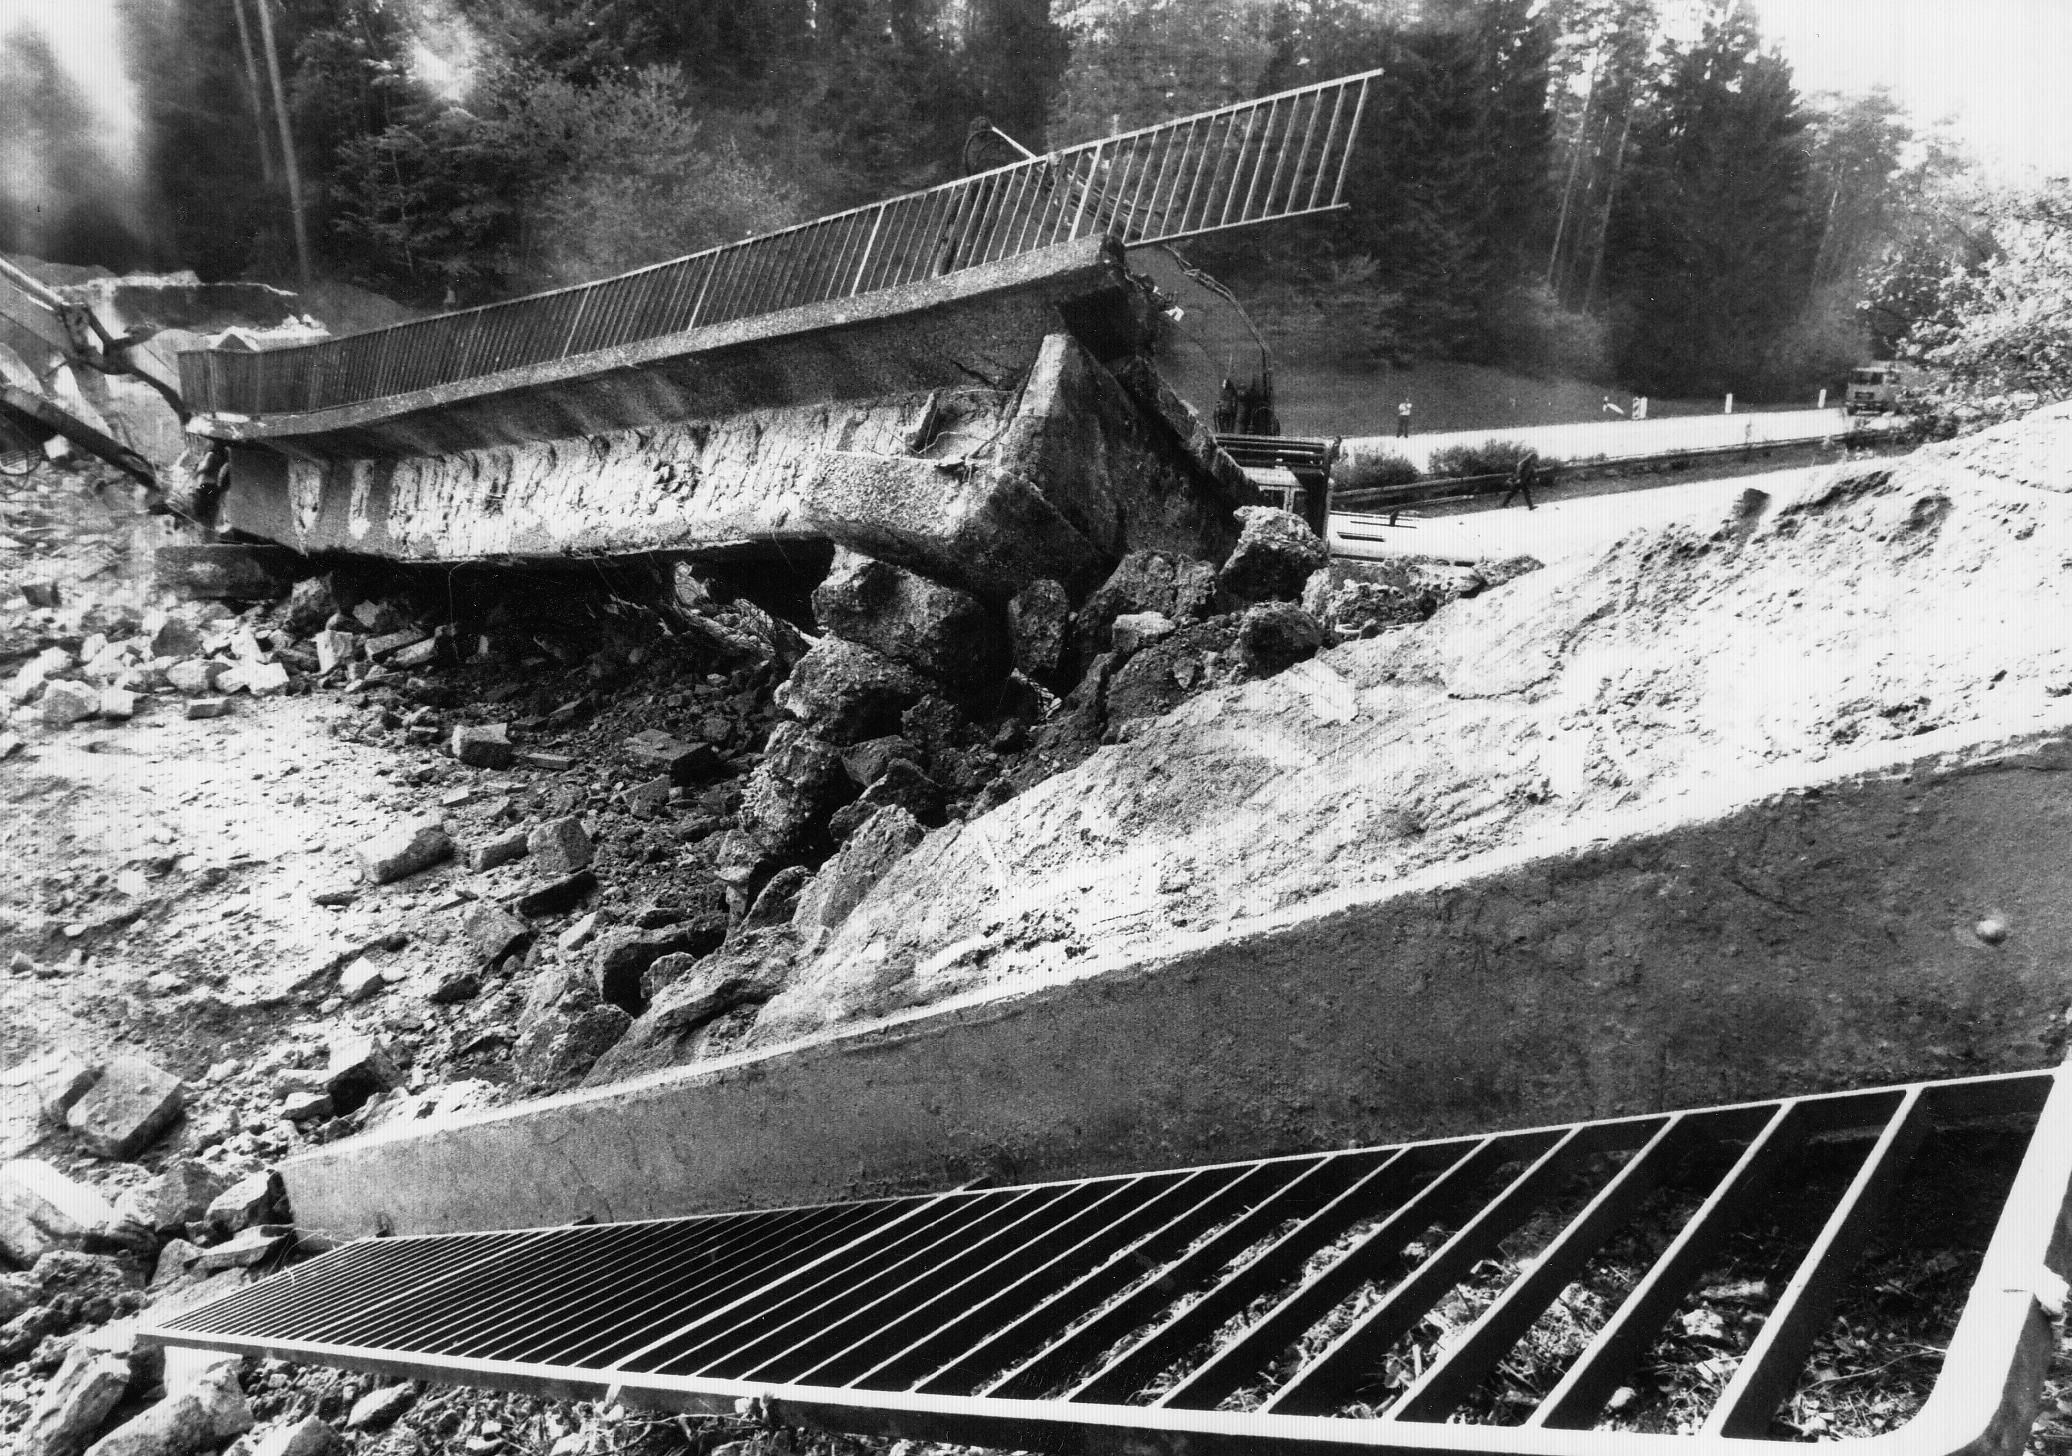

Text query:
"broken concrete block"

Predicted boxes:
[[22, 579, 61, 609], [0, 1159, 116, 1264], [65, 1057, 186, 1159], [813, 549, 1011, 689], [621, 775, 672, 817], [145, 1162, 227, 1232], [512, 868, 596, 918], [1, 1048, 101, 1125], [345, 1383, 415, 1431], [740, 721, 853, 859], [391, 637, 441, 669], [218, 660, 291, 696], [1235, 601, 1327, 676], [337, 960, 386, 1001], [247, 1414, 347, 1456], [527, 816, 591, 875], [86, 1354, 252, 1456], [195, 1227, 292, 1272], [772, 637, 929, 746], [184, 697, 232, 720], [163, 659, 227, 695], [94, 687, 137, 720], [1110, 610, 1177, 656], [148, 616, 202, 660], [452, 722, 513, 768], [463, 902, 532, 965], [363, 627, 427, 660], [281, 1090, 333, 1122], [148, 1238, 205, 1292], [311, 629, 357, 675], [1216, 506, 1329, 605], [356, 818, 453, 884], [205, 1171, 282, 1235], [514, 965, 631, 1085], [24, 1342, 132, 1456], [592, 920, 727, 1012], [1008, 578, 1071, 680], [325, 1032, 403, 1114], [622, 729, 721, 784], [469, 827, 529, 871], [39, 680, 99, 727], [794, 806, 927, 935]]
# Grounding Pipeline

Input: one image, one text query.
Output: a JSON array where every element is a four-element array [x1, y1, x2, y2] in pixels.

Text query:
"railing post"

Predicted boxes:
[[849, 205, 888, 297]]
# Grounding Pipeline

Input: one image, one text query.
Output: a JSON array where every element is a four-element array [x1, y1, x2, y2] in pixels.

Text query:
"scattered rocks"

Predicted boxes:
[[1080, 551, 1217, 649], [592, 920, 726, 1013], [164, 659, 227, 695], [218, 660, 291, 696], [739, 721, 853, 860], [355, 818, 453, 884], [64, 1056, 187, 1159], [587, 930, 798, 1082], [337, 959, 386, 1001]]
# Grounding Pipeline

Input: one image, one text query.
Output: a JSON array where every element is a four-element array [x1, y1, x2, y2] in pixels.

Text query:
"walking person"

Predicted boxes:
[[1500, 447, 1542, 510], [1396, 398, 1413, 437]]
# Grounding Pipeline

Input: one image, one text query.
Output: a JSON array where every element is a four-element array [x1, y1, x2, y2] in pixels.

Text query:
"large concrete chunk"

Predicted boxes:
[[26, 1344, 132, 1456], [64, 1057, 186, 1159], [0, 1159, 117, 1264], [813, 551, 1010, 689]]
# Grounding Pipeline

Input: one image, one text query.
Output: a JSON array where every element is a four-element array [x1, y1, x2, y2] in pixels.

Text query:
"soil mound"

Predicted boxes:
[[755, 402, 2072, 1041]]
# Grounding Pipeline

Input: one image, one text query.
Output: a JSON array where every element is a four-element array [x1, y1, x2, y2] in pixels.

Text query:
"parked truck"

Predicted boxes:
[[1844, 361, 1921, 415]]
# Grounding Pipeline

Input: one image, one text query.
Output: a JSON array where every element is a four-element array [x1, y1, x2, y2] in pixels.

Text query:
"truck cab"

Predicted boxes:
[[1845, 361, 1915, 414]]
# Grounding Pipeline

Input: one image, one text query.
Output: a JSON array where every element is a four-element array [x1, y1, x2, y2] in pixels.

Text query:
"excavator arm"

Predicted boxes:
[[0, 255, 175, 485]]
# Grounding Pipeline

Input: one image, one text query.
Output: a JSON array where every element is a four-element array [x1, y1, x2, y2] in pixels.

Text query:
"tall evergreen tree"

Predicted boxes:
[[1603, 0, 1815, 395]]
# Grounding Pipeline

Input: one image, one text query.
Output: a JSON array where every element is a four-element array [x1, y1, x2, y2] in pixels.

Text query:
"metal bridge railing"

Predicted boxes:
[[178, 69, 1379, 421]]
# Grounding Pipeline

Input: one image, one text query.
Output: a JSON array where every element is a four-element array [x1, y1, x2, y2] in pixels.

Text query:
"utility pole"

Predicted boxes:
[[228, 0, 277, 185], [252, 0, 313, 287]]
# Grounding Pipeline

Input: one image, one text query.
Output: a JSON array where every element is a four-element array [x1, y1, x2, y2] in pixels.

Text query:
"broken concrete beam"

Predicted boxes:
[[65, 1056, 186, 1159], [210, 323, 1239, 603], [155, 543, 303, 600], [0, 1159, 116, 1264]]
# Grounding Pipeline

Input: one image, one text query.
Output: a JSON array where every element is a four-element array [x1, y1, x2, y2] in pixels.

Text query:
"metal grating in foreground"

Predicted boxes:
[[143, 1067, 2072, 1456], [178, 70, 1377, 420]]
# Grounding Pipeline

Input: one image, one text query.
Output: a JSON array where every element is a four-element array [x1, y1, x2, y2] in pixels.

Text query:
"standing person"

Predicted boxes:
[[1500, 447, 1541, 510], [1601, 394, 1626, 418], [1396, 398, 1413, 437]]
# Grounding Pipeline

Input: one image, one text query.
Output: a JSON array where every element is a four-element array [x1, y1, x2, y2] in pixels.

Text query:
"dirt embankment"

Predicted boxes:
[[754, 402, 2072, 1041]]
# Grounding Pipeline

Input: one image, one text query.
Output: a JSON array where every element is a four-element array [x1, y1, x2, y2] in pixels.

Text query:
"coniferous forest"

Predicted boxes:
[[2, 0, 2060, 405]]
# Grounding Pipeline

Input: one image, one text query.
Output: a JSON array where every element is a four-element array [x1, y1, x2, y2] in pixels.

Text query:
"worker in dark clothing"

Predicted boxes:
[[1501, 447, 1542, 510]]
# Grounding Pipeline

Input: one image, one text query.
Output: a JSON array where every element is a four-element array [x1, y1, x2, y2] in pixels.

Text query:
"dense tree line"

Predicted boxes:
[[6, 0, 2039, 401]]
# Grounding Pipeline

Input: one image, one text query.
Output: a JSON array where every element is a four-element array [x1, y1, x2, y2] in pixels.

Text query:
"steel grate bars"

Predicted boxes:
[[176, 70, 1378, 420], [142, 1066, 2072, 1456]]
